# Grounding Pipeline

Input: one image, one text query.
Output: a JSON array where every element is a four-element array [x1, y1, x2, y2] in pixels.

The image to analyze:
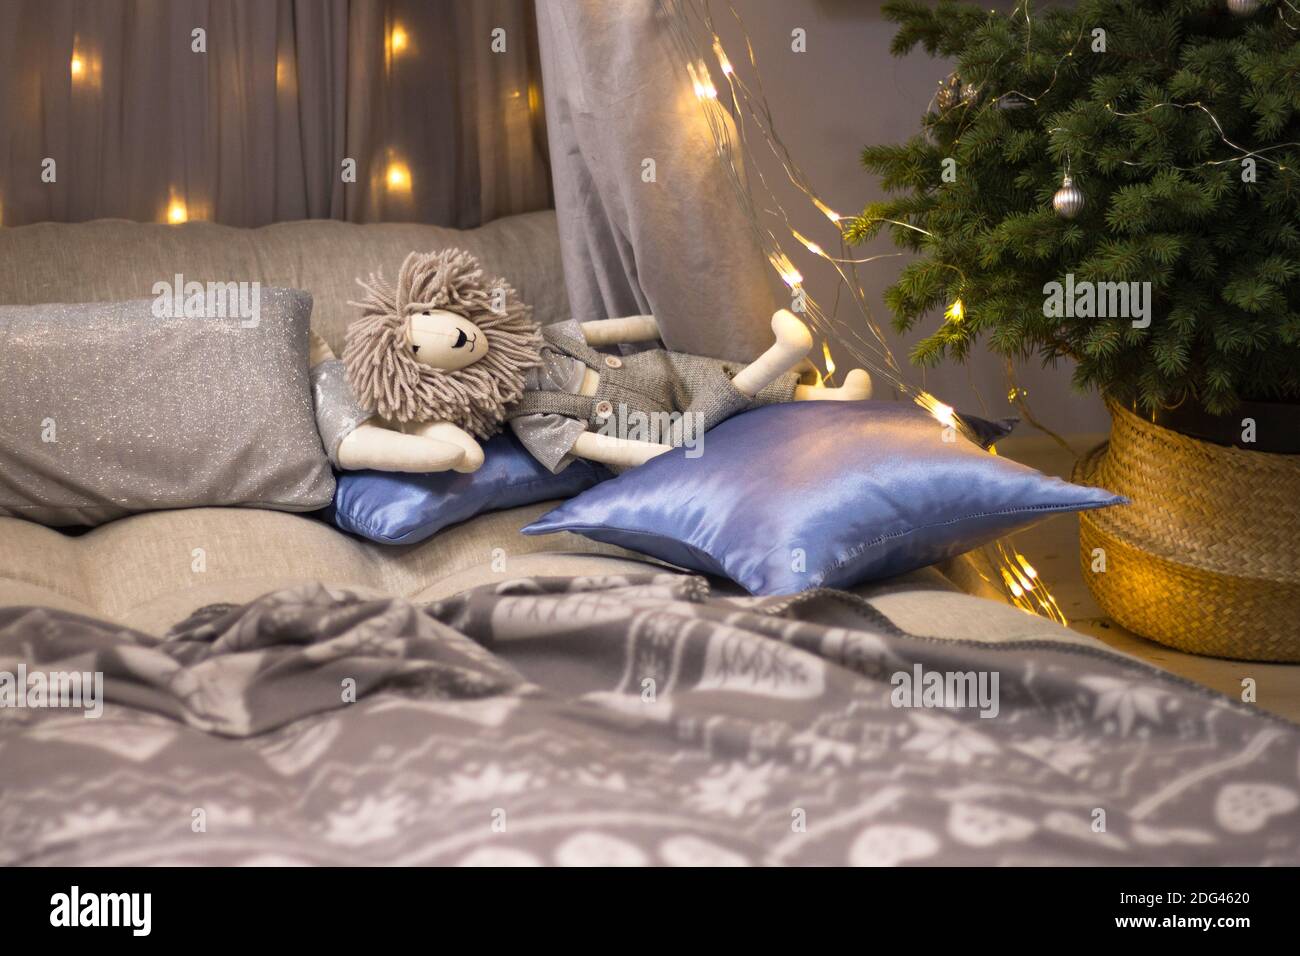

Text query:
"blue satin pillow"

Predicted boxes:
[[522, 400, 1124, 594], [331, 433, 611, 545]]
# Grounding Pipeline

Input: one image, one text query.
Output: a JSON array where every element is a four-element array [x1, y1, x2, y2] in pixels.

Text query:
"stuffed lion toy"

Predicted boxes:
[[308, 248, 870, 474]]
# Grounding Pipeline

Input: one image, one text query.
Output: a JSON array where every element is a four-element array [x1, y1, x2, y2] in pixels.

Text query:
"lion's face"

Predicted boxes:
[[343, 247, 542, 438], [408, 309, 490, 371]]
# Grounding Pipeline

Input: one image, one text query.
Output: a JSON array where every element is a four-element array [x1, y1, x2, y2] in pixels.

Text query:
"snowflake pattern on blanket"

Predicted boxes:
[[0, 576, 1297, 865]]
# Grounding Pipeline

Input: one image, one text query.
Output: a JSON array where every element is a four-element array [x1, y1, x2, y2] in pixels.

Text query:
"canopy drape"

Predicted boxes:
[[535, 0, 778, 361]]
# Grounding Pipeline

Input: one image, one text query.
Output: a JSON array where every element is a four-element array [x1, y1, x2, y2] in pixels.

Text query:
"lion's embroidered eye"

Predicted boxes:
[[412, 345, 420, 354]]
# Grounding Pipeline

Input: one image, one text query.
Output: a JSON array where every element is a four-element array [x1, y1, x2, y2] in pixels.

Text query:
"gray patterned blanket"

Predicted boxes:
[[1, 575, 1297, 865]]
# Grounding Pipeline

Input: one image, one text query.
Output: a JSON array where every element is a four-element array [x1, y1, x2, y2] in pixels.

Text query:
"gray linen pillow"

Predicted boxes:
[[0, 288, 334, 526]]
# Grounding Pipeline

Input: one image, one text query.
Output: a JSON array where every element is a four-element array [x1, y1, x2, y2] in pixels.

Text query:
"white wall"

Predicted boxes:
[[713, 0, 1107, 433]]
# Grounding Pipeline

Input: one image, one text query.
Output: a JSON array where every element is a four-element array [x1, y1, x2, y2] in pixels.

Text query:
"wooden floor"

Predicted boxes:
[[998, 432, 1300, 724]]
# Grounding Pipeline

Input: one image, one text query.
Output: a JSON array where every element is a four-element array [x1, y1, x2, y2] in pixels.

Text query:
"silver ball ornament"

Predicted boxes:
[[1052, 174, 1085, 219], [1227, 0, 1261, 16]]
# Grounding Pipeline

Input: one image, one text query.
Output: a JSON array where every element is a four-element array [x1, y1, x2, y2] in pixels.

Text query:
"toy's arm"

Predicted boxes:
[[336, 423, 468, 472], [579, 315, 660, 346], [403, 420, 484, 473], [309, 331, 474, 473], [571, 431, 672, 469]]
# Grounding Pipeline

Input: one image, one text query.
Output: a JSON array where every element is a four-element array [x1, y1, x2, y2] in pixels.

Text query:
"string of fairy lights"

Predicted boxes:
[[658, 0, 1072, 623], [662, 2, 961, 424], [56, 18, 434, 225]]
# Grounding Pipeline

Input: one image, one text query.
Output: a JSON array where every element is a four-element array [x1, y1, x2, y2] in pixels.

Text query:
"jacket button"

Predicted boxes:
[[603, 355, 623, 369], [594, 400, 613, 419]]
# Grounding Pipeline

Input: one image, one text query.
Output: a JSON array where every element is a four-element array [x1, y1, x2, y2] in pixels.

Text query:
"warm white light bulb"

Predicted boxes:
[[793, 229, 824, 257], [712, 38, 733, 75], [916, 391, 956, 428], [813, 198, 843, 223], [386, 162, 412, 192]]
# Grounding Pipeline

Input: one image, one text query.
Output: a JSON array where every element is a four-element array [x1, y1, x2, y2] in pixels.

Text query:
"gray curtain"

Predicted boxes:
[[535, 0, 777, 361], [0, 0, 551, 228]]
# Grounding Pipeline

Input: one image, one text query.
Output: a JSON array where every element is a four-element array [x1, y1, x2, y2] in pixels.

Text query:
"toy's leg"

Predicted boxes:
[[572, 431, 672, 469], [730, 309, 813, 398], [795, 368, 872, 401]]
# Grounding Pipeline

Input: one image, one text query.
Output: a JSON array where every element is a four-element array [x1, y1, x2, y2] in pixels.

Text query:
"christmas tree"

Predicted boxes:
[[850, 0, 1300, 414]]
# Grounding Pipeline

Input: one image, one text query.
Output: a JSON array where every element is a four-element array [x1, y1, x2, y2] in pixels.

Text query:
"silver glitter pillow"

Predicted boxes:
[[0, 289, 335, 527]]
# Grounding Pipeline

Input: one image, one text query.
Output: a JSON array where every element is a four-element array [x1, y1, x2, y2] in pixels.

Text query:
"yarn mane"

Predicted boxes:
[[343, 248, 542, 438]]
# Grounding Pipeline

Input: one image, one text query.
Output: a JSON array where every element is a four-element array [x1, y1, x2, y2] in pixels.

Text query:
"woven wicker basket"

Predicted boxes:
[[1073, 402, 1300, 662]]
